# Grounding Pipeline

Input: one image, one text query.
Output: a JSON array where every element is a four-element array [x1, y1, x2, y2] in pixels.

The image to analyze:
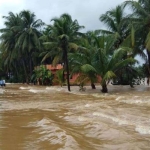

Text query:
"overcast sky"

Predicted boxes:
[[0, 0, 128, 32]]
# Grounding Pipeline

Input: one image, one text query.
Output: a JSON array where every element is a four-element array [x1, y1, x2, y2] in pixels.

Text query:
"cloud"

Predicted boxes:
[[0, 0, 126, 31], [0, 0, 25, 29]]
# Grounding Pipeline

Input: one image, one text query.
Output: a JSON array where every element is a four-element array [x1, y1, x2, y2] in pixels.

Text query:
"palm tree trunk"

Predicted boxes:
[[64, 48, 71, 91], [147, 50, 150, 73], [22, 59, 28, 83], [91, 83, 96, 89], [101, 81, 108, 93]]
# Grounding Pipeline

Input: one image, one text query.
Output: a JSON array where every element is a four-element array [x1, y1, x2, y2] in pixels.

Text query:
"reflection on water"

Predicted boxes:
[[0, 84, 150, 150]]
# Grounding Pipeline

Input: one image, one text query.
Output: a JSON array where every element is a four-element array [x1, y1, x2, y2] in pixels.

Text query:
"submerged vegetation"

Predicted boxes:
[[0, 0, 150, 92]]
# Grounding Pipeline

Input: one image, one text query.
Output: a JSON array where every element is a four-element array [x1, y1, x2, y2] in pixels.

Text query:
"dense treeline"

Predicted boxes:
[[0, 0, 150, 92]]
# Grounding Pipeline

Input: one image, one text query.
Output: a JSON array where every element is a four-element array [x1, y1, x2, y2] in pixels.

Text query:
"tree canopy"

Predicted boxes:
[[0, 0, 149, 92]]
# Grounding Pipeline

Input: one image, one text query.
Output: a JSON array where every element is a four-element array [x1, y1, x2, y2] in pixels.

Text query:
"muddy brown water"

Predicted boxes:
[[0, 84, 150, 150]]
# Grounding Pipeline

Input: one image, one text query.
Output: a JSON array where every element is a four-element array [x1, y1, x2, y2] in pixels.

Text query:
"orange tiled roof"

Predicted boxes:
[[46, 64, 63, 70]]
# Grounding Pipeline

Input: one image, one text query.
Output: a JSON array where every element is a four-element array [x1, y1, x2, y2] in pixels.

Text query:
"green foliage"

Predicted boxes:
[[0, 2, 149, 93], [0, 10, 44, 83], [31, 66, 53, 85], [54, 69, 65, 86]]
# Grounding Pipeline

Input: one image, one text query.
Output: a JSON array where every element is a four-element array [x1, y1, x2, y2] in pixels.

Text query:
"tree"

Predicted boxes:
[[99, 5, 129, 49], [0, 10, 44, 83], [31, 65, 53, 85], [93, 35, 136, 93], [0, 12, 22, 80], [41, 13, 84, 91], [69, 32, 98, 89], [16, 10, 44, 82], [124, 0, 150, 74]]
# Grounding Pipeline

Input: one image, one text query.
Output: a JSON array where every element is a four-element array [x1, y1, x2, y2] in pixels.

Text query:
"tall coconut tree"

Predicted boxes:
[[124, 0, 150, 75], [17, 10, 44, 82], [99, 5, 129, 49], [0, 12, 23, 80], [0, 10, 44, 83], [99, 5, 142, 85], [41, 13, 84, 91]]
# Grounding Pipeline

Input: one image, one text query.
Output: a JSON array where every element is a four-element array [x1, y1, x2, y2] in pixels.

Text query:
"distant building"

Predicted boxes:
[[45, 64, 79, 84]]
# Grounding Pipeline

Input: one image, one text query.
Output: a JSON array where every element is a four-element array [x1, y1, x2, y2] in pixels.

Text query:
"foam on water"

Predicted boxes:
[[28, 88, 49, 93], [93, 112, 129, 125], [70, 91, 88, 96], [45, 86, 62, 91], [19, 86, 31, 90], [46, 86, 67, 91], [85, 104, 90, 107], [115, 96, 125, 101], [27, 118, 80, 149], [77, 116, 88, 122], [93, 112, 150, 135], [28, 89, 38, 93], [116, 96, 150, 105], [0, 89, 5, 94], [135, 125, 150, 135], [91, 93, 102, 98]]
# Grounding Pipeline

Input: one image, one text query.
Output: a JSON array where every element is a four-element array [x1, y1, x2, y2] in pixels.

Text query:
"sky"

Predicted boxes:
[[0, 0, 127, 32]]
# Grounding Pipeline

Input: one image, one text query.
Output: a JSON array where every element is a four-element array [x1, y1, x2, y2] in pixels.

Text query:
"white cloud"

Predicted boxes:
[[0, 0, 127, 31], [0, 0, 25, 29]]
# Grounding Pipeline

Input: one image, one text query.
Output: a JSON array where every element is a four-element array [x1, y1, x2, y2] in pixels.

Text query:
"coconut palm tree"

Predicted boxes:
[[99, 5, 144, 85], [0, 12, 24, 81], [41, 13, 84, 91], [17, 10, 44, 82], [124, 0, 150, 75], [93, 35, 136, 93], [69, 31, 99, 89], [0, 10, 44, 83], [99, 5, 129, 49]]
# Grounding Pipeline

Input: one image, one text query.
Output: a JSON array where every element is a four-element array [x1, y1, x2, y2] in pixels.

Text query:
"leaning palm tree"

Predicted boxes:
[[41, 13, 84, 91]]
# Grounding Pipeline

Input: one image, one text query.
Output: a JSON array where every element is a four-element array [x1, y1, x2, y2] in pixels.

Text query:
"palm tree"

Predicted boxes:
[[41, 13, 84, 91], [99, 5, 143, 85], [0, 12, 23, 81], [69, 31, 98, 89], [99, 5, 129, 49], [93, 35, 135, 93], [0, 10, 44, 83], [17, 10, 44, 82], [124, 0, 150, 75]]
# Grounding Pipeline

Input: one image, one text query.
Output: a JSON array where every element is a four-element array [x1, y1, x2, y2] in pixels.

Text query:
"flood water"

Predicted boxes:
[[0, 84, 150, 150]]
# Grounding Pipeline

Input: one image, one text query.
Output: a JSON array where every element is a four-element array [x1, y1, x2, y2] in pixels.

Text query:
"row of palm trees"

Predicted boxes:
[[0, 0, 149, 92]]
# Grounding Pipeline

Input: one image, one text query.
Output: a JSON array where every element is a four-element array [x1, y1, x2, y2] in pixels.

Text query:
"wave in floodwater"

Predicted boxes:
[[116, 96, 150, 105], [19, 86, 32, 90], [92, 112, 150, 135], [0, 89, 5, 94], [26, 117, 81, 150]]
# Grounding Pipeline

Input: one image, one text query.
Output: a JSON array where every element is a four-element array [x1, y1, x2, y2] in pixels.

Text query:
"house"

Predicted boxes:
[[45, 64, 101, 85], [45, 64, 79, 84]]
